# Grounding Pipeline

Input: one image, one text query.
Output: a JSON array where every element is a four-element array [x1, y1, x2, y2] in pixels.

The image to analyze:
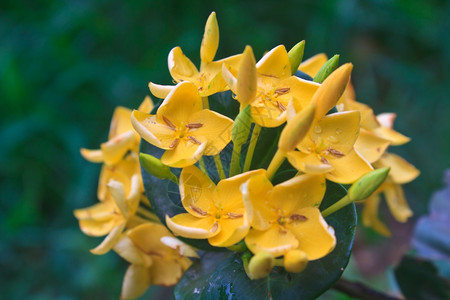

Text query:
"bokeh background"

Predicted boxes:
[[1, 0, 449, 298]]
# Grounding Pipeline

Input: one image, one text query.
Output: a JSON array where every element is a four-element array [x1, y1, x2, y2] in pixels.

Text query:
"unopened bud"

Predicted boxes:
[[237, 46, 257, 106], [200, 12, 219, 63], [279, 104, 316, 152], [313, 54, 340, 83], [248, 252, 275, 279], [288, 41, 305, 75], [348, 167, 390, 201], [284, 250, 308, 273], [140, 153, 178, 183]]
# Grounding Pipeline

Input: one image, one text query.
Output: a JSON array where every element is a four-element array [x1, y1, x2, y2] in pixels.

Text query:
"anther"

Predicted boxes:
[[163, 116, 176, 130]]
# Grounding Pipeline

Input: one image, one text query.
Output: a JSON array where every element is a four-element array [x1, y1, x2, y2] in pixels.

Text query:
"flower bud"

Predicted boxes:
[[288, 41, 305, 75], [139, 153, 178, 183], [232, 104, 252, 146], [278, 104, 316, 152], [248, 252, 275, 279], [348, 167, 390, 201], [313, 54, 340, 83], [236, 46, 257, 106], [200, 12, 219, 63], [284, 250, 308, 273]]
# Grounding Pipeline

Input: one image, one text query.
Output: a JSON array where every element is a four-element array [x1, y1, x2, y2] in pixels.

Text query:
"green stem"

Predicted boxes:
[[242, 251, 252, 279], [137, 207, 160, 223], [266, 149, 286, 180], [321, 195, 351, 218], [227, 241, 247, 252], [273, 258, 284, 267], [229, 143, 242, 177], [214, 154, 226, 179], [243, 124, 261, 172], [202, 96, 209, 109], [198, 157, 207, 174]]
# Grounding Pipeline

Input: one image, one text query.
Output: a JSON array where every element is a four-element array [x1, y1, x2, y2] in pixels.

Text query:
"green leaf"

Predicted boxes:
[[313, 54, 340, 83], [174, 181, 356, 299]]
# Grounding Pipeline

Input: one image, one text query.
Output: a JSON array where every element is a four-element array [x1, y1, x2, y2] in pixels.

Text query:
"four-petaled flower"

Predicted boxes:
[[132, 82, 233, 168], [242, 173, 336, 259], [166, 165, 265, 247]]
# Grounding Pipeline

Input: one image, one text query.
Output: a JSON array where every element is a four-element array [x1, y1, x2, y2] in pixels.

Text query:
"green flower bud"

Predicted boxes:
[[288, 41, 305, 75], [232, 104, 253, 146], [313, 54, 340, 83], [139, 153, 178, 183], [348, 167, 390, 201]]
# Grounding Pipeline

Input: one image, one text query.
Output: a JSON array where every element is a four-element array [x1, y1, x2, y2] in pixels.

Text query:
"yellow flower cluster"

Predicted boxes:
[[74, 98, 198, 299], [76, 11, 419, 292]]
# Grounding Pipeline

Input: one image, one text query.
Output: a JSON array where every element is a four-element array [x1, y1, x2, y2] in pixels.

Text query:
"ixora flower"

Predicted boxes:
[[242, 173, 336, 259], [298, 53, 329, 78], [362, 152, 420, 236], [222, 44, 320, 127], [114, 223, 197, 299], [131, 81, 233, 168], [81, 97, 153, 166], [149, 12, 242, 99], [287, 110, 373, 184], [74, 159, 141, 255], [166, 165, 265, 247]]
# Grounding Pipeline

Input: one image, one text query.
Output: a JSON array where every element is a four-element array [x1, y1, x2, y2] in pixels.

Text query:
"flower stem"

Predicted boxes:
[[229, 143, 242, 177], [266, 149, 286, 180], [321, 195, 351, 218], [137, 207, 160, 223], [202, 96, 209, 109], [198, 157, 207, 174], [214, 154, 226, 179], [243, 124, 261, 172]]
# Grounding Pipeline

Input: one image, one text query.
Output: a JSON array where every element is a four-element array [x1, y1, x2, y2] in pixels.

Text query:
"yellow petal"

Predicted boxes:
[[160, 236, 199, 258], [208, 215, 249, 247], [251, 103, 287, 127], [241, 174, 277, 231], [313, 111, 361, 154], [198, 67, 228, 97], [188, 109, 233, 155], [285, 207, 336, 260], [327, 149, 373, 184], [245, 225, 299, 257], [362, 194, 391, 237], [78, 218, 118, 237], [354, 129, 391, 163], [286, 151, 334, 174], [74, 201, 115, 221], [109, 106, 133, 139], [236, 46, 257, 105], [131, 110, 175, 149], [101, 130, 137, 165], [168, 46, 199, 82], [279, 76, 320, 109], [375, 153, 420, 184], [373, 126, 410, 146], [148, 82, 174, 99], [127, 222, 174, 256], [221, 63, 237, 91], [279, 103, 317, 152], [121, 264, 151, 300], [180, 165, 216, 217], [200, 12, 219, 63], [161, 138, 206, 168], [80, 148, 104, 163], [165, 214, 220, 239], [126, 174, 141, 215], [149, 256, 184, 286], [298, 53, 328, 77], [138, 95, 154, 113], [313, 63, 353, 120], [216, 169, 266, 212], [271, 174, 326, 214], [256, 45, 291, 80], [383, 183, 412, 222], [114, 235, 152, 266], [107, 179, 129, 218], [90, 222, 126, 255]]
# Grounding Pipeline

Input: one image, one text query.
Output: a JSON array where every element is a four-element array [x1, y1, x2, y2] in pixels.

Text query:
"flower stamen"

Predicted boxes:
[[188, 136, 202, 145], [163, 116, 176, 130], [169, 138, 180, 149], [186, 123, 203, 129], [190, 205, 207, 216]]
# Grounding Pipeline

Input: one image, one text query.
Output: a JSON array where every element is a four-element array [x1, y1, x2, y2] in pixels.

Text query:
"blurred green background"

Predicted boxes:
[[1, 0, 449, 298]]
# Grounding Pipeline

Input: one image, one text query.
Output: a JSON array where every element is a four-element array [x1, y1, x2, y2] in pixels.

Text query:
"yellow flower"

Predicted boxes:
[[132, 82, 233, 168], [298, 53, 328, 78], [149, 12, 242, 98], [80, 96, 153, 165], [74, 160, 142, 255], [166, 165, 265, 247], [242, 173, 336, 259], [287, 111, 373, 184], [222, 45, 320, 127], [114, 223, 196, 299], [362, 152, 420, 236]]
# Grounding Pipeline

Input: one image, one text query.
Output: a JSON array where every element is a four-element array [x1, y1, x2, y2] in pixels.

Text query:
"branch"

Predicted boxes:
[[333, 278, 404, 300]]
